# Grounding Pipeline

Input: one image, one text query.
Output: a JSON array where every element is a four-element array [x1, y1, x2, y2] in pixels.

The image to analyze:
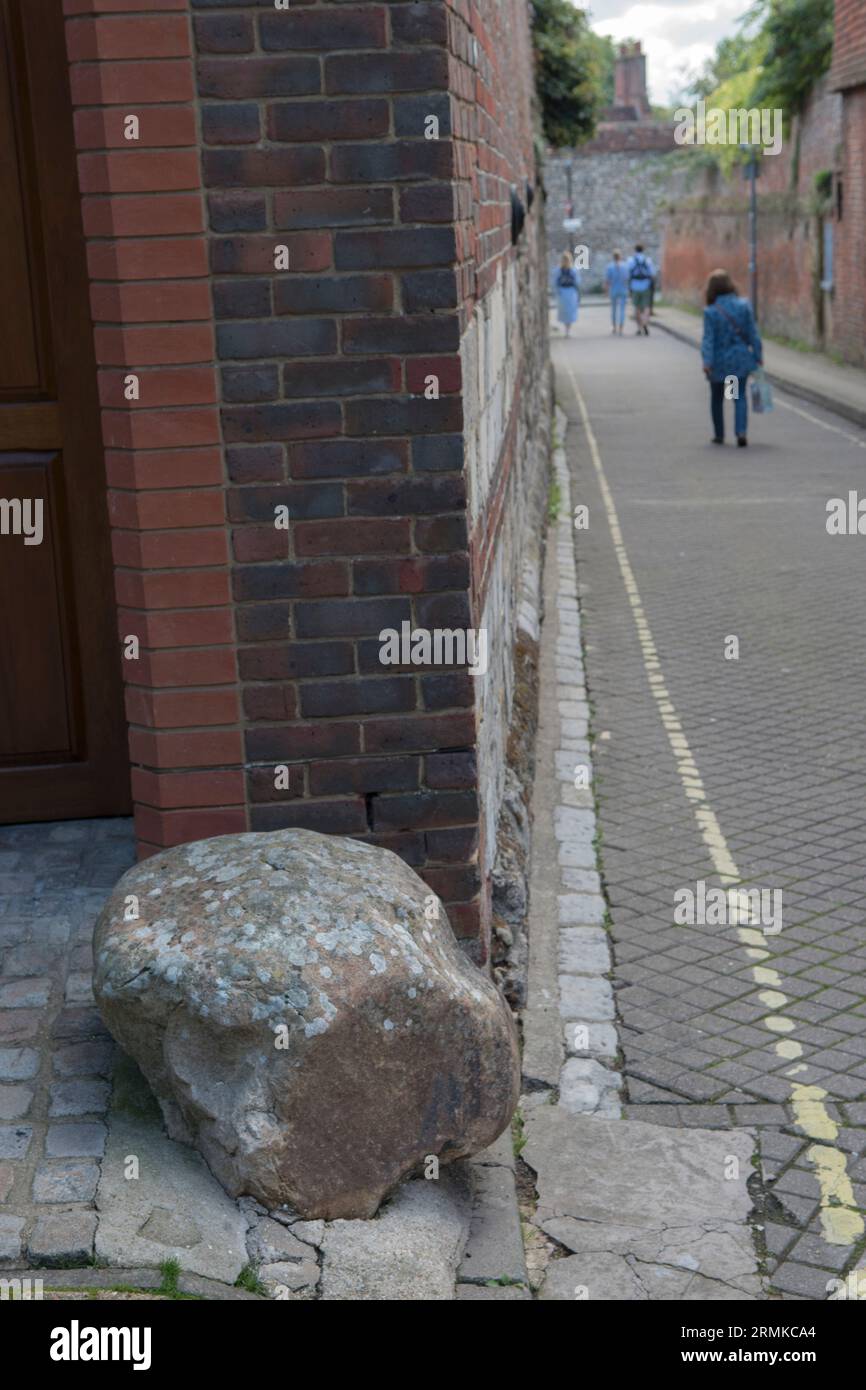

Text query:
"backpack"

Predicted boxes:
[[629, 256, 650, 283], [558, 268, 577, 289]]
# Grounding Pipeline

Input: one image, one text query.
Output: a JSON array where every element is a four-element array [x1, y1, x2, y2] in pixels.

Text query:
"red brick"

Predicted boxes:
[[131, 768, 246, 810], [83, 193, 204, 238], [87, 237, 208, 281], [94, 324, 215, 366], [121, 608, 235, 650], [102, 407, 220, 451], [109, 489, 225, 531], [115, 568, 230, 610], [294, 519, 411, 557], [111, 526, 228, 570], [125, 686, 240, 729], [128, 727, 243, 769], [211, 233, 331, 275], [232, 527, 289, 563], [69, 59, 194, 106], [66, 16, 189, 61], [74, 105, 197, 149], [90, 281, 212, 324], [78, 149, 202, 195], [242, 685, 298, 724], [98, 367, 217, 409], [104, 448, 223, 490], [406, 355, 462, 394], [133, 806, 247, 847], [139, 648, 238, 688]]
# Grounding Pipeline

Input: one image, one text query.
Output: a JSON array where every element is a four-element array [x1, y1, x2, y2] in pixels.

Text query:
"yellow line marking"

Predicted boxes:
[[565, 361, 864, 1248], [774, 397, 866, 451]]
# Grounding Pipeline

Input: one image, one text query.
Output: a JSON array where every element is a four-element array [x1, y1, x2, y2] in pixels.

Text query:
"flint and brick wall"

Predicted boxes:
[[545, 144, 684, 292], [61, 0, 549, 961]]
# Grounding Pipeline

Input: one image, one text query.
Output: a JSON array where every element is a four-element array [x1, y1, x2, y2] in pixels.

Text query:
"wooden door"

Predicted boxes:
[[0, 0, 130, 822]]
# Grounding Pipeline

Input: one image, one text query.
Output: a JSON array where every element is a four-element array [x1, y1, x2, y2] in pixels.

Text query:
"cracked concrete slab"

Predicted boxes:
[[524, 1106, 763, 1300], [94, 1057, 248, 1285], [320, 1170, 471, 1301]]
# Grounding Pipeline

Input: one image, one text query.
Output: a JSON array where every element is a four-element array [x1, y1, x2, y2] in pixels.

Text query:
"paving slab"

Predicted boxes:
[[94, 1057, 248, 1285], [524, 1105, 762, 1299], [320, 1171, 471, 1301]]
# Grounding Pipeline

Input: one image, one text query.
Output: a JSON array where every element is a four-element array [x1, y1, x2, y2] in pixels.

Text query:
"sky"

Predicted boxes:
[[584, 0, 754, 106]]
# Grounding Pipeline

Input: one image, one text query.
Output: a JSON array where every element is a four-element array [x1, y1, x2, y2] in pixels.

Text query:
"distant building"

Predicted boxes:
[[545, 43, 681, 291]]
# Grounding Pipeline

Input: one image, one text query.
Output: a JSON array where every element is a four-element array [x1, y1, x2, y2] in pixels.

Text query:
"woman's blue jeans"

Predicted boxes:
[[610, 293, 627, 328], [710, 376, 749, 439]]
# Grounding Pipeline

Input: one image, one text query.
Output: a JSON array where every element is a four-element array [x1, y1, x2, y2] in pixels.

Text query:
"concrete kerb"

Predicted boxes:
[[651, 306, 866, 432]]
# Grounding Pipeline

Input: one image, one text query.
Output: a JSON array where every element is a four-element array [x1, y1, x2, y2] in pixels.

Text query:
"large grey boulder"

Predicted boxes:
[[93, 830, 519, 1220]]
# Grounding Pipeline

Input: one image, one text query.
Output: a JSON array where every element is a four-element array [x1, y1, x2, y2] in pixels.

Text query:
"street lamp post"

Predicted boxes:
[[741, 144, 760, 317]]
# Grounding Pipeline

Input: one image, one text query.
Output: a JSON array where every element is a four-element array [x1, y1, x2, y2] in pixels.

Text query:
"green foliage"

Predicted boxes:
[[530, 0, 611, 147], [235, 1263, 267, 1296], [688, 31, 766, 101], [158, 1258, 181, 1297], [751, 0, 834, 116]]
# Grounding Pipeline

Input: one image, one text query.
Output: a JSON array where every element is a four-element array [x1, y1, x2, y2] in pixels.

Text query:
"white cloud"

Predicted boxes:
[[584, 0, 752, 105]]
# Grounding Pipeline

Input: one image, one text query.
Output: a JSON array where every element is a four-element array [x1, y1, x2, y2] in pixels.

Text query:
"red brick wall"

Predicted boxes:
[[831, 0, 866, 365], [834, 86, 866, 364], [831, 0, 866, 90], [62, 0, 247, 856], [60, 0, 547, 959], [661, 83, 849, 355]]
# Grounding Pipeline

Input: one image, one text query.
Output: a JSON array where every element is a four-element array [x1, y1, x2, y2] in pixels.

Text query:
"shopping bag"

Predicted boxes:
[[750, 368, 774, 414]]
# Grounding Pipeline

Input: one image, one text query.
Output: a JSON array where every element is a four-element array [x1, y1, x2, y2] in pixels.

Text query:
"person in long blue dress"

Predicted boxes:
[[553, 252, 580, 337]]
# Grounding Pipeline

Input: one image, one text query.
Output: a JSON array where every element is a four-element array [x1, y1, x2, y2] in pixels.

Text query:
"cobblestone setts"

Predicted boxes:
[[0, 820, 133, 1267], [557, 329, 866, 1301], [550, 445, 624, 1117]]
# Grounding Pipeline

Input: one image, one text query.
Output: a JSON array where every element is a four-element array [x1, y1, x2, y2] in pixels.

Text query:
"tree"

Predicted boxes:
[[751, 0, 834, 116], [530, 0, 611, 147]]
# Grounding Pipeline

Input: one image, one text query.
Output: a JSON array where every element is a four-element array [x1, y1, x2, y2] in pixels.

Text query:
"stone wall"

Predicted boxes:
[[61, 0, 551, 962], [545, 146, 686, 292]]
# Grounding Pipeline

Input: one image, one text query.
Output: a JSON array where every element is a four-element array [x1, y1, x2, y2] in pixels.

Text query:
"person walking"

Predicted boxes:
[[701, 269, 763, 447], [605, 249, 629, 335], [626, 244, 655, 335], [553, 251, 580, 337]]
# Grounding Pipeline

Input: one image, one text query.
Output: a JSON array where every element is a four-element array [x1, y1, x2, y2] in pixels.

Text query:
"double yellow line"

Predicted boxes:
[[566, 362, 863, 1248]]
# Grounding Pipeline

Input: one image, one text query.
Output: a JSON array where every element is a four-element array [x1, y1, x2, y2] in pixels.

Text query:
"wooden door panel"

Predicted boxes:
[[0, 0, 130, 822], [0, 453, 75, 761]]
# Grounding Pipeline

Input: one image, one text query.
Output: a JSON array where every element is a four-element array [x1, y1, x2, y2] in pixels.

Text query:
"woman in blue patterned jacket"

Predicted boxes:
[[701, 270, 763, 447]]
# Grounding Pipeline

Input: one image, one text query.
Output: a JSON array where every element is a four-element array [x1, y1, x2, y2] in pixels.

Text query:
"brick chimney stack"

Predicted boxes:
[[614, 40, 651, 119]]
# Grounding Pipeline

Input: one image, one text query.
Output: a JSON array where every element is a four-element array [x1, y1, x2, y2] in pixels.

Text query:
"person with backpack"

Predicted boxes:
[[701, 269, 763, 447], [604, 249, 629, 335], [626, 244, 655, 335], [553, 251, 580, 337]]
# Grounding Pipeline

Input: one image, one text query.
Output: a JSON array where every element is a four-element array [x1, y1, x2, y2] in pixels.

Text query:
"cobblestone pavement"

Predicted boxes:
[[0, 819, 133, 1265], [555, 309, 866, 1299]]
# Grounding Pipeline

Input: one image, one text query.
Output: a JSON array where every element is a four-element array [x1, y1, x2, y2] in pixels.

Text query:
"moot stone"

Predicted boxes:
[[93, 829, 519, 1220]]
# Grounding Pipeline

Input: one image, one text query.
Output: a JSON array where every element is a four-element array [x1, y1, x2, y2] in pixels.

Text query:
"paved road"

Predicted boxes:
[[555, 304, 866, 1299]]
